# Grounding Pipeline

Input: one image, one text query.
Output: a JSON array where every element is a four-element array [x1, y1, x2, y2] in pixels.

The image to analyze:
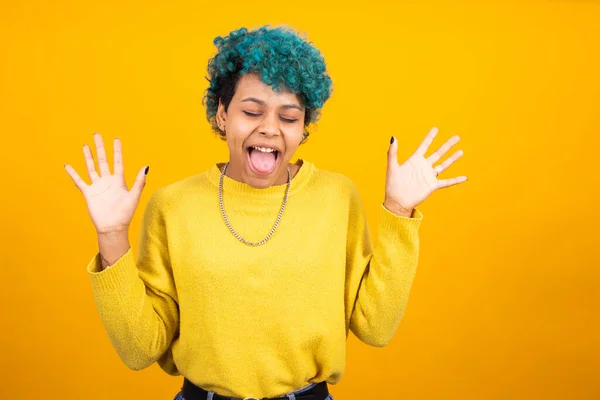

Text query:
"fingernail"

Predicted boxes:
[[145, 166, 149, 175], [390, 136, 395, 144]]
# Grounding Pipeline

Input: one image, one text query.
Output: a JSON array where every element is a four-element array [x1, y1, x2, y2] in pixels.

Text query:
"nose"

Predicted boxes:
[[258, 113, 280, 137]]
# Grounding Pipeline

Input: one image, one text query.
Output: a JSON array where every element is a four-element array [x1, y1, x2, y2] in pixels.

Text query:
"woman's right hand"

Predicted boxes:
[[64, 133, 149, 235]]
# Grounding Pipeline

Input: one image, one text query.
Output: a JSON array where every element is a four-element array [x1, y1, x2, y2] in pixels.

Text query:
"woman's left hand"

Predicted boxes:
[[383, 127, 467, 217]]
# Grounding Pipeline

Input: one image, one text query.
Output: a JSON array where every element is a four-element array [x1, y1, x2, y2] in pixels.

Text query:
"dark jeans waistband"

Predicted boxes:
[[182, 378, 330, 400]]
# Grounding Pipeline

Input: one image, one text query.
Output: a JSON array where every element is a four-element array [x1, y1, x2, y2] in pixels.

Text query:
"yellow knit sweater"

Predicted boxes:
[[87, 159, 423, 398]]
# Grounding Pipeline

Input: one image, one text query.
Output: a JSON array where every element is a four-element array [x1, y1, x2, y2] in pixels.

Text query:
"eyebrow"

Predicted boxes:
[[240, 97, 304, 111]]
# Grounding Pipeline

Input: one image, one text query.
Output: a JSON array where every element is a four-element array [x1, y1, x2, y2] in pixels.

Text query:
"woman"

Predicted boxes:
[[64, 25, 467, 400]]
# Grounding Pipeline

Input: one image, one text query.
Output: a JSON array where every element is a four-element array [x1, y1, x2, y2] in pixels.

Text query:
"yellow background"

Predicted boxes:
[[1, 1, 599, 399]]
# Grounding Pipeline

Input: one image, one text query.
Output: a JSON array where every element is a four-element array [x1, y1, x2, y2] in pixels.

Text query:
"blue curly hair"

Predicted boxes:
[[202, 24, 333, 143]]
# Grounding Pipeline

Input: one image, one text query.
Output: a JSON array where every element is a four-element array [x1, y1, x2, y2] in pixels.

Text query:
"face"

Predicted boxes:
[[216, 72, 306, 188]]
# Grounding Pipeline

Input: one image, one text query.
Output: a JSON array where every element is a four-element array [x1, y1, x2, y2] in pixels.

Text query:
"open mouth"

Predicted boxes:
[[246, 145, 281, 175]]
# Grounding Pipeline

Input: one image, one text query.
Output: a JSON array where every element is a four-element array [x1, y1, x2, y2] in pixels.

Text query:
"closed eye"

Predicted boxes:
[[243, 111, 297, 123]]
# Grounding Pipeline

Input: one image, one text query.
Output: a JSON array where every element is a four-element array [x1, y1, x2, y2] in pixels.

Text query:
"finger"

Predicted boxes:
[[387, 136, 398, 170], [433, 149, 464, 176], [94, 133, 112, 176], [437, 175, 468, 189], [113, 137, 124, 178], [427, 134, 460, 165], [64, 164, 88, 193], [414, 127, 439, 157], [129, 166, 149, 204], [83, 144, 100, 183]]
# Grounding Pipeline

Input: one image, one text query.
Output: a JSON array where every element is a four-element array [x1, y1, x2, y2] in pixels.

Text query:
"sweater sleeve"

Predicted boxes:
[[345, 182, 423, 347], [86, 189, 180, 371]]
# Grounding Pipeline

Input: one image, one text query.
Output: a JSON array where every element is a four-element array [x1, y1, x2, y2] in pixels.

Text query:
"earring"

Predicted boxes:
[[300, 131, 308, 144]]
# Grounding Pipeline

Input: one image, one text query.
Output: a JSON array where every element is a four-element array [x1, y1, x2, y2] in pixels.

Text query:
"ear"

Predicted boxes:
[[216, 99, 227, 124]]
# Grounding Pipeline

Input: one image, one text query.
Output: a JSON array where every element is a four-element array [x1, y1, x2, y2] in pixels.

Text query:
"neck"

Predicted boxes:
[[208, 159, 313, 199]]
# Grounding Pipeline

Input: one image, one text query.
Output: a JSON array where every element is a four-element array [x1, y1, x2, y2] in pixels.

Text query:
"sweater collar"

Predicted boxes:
[[206, 158, 315, 198]]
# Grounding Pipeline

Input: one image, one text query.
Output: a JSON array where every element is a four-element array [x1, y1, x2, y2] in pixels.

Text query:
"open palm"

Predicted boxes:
[[385, 127, 467, 213], [64, 133, 149, 234]]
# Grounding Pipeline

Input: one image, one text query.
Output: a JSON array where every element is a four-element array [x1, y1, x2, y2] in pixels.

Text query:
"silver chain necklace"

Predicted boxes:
[[219, 162, 291, 246]]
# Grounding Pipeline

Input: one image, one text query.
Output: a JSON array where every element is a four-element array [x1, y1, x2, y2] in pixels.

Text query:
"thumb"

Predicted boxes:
[[387, 136, 398, 169], [130, 166, 149, 203]]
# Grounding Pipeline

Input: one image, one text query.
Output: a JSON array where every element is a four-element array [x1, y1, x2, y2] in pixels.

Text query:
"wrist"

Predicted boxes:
[[96, 224, 129, 235], [383, 199, 414, 217], [97, 230, 131, 269]]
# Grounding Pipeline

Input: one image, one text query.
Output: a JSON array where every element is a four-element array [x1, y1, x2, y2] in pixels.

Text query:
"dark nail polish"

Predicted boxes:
[[145, 166, 149, 175], [390, 136, 395, 144]]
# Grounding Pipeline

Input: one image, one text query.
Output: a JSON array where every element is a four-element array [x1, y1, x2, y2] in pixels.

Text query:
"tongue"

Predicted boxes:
[[249, 149, 277, 173]]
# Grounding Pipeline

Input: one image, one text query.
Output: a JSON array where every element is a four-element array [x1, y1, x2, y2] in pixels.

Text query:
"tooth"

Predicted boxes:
[[251, 146, 277, 153]]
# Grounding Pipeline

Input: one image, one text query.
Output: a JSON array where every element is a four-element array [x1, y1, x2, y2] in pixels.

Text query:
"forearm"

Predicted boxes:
[[97, 229, 131, 270], [350, 241, 419, 346], [87, 248, 179, 371], [349, 206, 423, 346]]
